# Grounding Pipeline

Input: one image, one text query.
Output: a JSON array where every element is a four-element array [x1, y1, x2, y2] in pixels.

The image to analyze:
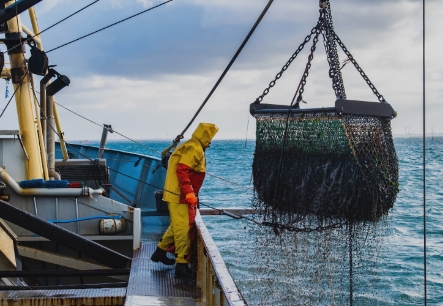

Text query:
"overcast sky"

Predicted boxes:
[[0, 0, 441, 140]]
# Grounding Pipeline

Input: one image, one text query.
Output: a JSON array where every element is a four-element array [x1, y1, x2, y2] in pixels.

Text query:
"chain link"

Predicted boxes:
[[323, 2, 346, 99], [255, 23, 322, 103], [333, 32, 386, 103], [294, 28, 321, 107]]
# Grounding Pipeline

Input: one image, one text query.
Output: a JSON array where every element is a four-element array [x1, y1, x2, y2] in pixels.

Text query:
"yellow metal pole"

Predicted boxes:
[[27, 7, 42, 45], [28, 6, 69, 161], [6, 1, 43, 179], [52, 103, 68, 160]]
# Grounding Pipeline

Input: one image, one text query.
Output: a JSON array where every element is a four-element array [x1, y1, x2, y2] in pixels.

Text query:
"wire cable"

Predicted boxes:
[[422, 0, 427, 304], [0, 73, 27, 119], [3, 1, 100, 54], [46, 0, 173, 53], [47, 114, 337, 233], [54, 101, 253, 190], [175, 0, 275, 143], [54, 101, 161, 155]]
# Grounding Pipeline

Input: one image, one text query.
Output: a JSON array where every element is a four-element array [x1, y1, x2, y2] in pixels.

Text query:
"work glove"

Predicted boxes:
[[185, 193, 197, 205]]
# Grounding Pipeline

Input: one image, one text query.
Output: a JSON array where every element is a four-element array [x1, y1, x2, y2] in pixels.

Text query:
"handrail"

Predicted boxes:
[[195, 211, 248, 306]]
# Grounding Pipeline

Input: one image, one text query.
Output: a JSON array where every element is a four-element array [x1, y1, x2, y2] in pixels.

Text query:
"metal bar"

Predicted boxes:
[[222, 210, 242, 219], [0, 282, 127, 291], [17, 135, 29, 160], [98, 124, 111, 158], [0, 0, 43, 25], [75, 197, 79, 234], [106, 185, 134, 206], [21, 24, 42, 46], [0, 199, 131, 269], [0, 268, 130, 277], [251, 99, 396, 117], [141, 208, 259, 217], [55, 197, 59, 220], [53, 100, 69, 161], [33, 197, 37, 216], [0, 130, 19, 135], [250, 102, 335, 115], [27, 6, 43, 48], [18, 245, 109, 270]]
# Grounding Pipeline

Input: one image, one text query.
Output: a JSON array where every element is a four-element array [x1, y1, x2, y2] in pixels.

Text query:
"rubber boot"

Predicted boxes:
[[151, 247, 175, 265], [175, 263, 195, 279]]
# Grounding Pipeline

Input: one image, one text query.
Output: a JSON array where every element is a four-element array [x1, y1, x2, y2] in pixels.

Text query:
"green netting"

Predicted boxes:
[[252, 111, 399, 222]]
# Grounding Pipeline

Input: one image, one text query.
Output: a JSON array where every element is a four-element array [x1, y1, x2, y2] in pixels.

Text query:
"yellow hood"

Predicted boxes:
[[191, 123, 219, 148]]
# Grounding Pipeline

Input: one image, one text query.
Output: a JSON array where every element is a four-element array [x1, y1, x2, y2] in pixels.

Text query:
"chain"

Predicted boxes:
[[323, 2, 346, 99], [254, 21, 322, 104], [333, 32, 386, 103], [262, 220, 343, 233], [294, 28, 321, 107]]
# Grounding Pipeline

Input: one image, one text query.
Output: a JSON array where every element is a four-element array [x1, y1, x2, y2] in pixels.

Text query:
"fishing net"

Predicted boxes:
[[243, 110, 398, 305], [252, 110, 399, 222], [239, 1, 399, 303]]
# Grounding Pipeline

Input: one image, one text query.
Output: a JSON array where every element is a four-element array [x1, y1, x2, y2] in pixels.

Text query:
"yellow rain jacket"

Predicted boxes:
[[159, 123, 219, 263], [163, 123, 219, 204]]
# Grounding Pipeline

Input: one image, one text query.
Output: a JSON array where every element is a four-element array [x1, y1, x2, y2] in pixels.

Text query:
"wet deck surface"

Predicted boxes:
[[125, 242, 201, 305]]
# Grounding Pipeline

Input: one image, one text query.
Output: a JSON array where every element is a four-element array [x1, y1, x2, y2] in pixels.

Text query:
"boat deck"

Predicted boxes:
[[125, 242, 202, 305], [0, 242, 202, 306]]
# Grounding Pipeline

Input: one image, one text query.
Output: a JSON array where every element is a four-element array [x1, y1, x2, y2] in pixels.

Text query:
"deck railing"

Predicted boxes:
[[195, 211, 248, 306]]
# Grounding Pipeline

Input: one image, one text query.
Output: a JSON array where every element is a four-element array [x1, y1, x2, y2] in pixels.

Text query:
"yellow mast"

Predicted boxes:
[[28, 6, 69, 162], [5, 0, 43, 179]]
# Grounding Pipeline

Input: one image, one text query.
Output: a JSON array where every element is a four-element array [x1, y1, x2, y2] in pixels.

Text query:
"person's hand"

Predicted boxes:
[[185, 193, 197, 205]]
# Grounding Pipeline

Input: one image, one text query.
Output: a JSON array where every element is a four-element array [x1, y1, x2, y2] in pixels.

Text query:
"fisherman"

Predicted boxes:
[[151, 122, 219, 279]]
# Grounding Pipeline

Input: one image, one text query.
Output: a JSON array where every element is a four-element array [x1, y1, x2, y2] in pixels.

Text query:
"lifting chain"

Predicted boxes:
[[294, 28, 321, 107], [254, 0, 386, 105], [323, 1, 346, 100], [254, 20, 322, 104], [333, 32, 386, 103]]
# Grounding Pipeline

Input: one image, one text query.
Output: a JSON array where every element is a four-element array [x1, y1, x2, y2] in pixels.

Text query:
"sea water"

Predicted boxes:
[[99, 137, 442, 305]]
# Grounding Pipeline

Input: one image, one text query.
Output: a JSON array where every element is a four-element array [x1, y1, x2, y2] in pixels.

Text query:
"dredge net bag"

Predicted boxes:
[[244, 110, 398, 305], [252, 110, 399, 223]]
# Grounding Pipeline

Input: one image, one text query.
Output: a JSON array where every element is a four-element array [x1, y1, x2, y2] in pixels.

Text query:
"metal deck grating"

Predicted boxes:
[[125, 296, 204, 306], [126, 242, 201, 299], [0, 288, 126, 298]]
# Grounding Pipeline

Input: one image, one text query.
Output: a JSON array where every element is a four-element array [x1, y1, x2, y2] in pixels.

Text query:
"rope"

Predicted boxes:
[[4, 1, 100, 54], [46, 0, 173, 53], [173, 0, 275, 143], [422, 0, 427, 304]]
